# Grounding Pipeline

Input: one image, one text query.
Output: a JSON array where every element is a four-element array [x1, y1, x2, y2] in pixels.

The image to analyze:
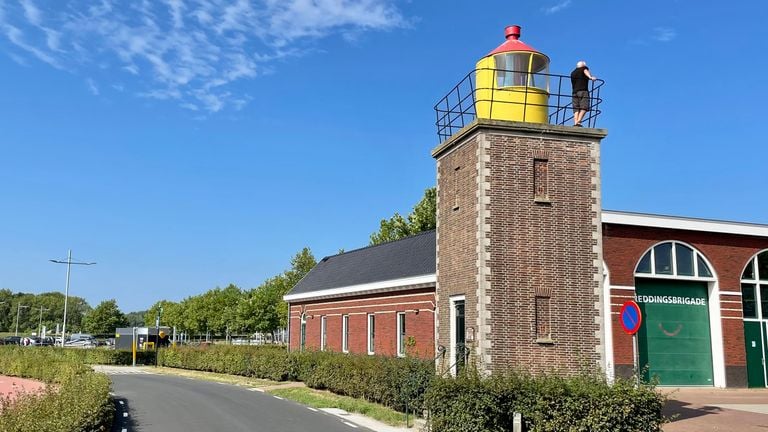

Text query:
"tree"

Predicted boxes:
[[0, 290, 90, 335], [235, 247, 316, 337], [370, 187, 436, 245], [236, 277, 286, 335], [125, 310, 147, 327], [82, 299, 128, 335]]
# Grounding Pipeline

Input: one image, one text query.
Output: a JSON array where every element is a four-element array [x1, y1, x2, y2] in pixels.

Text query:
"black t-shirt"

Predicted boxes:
[[571, 67, 589, 92]]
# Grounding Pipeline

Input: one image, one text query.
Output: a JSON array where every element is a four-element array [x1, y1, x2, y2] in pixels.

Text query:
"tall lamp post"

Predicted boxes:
[[38, 306, 51, 337], [50, 250, 96, 347], [15, 304, 30, 336], [0, 301, 6, 333]]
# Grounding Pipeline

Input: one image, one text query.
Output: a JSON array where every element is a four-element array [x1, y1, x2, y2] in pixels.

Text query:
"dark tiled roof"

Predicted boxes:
[[286, 230, 436, 297]]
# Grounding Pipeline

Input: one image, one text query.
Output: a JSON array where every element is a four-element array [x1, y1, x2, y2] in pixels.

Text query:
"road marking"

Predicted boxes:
[[343, 421, 358, 428], [306, 407, 318, 412], [123, 412, 128, 418], [273, 396, 284, 400], [119, 401, 125, 405], [122, 429, 127, 432], [248, 388, 264, 392]]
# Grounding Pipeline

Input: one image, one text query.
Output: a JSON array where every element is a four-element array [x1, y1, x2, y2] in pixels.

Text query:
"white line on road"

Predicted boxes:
[[343, 421, 358, 428], [273, 396, 284, 400], [122, 429, 127, 432], [119, 401, 125, 405], [306, 407, 318, 412], [248, 388, 264, 392], [123, 412, 128, 418]]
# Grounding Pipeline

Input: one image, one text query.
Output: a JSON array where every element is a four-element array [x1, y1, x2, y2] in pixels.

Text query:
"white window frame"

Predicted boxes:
[[367, 313, 375, 355], [634, 240, 715, 281], [741, 250, 768, 321], [342, 315, 349, 353], [320, 316, 327, 351], [396, 312, 406, 357], [300, 313, 307, 351], [449, 295, 466, 376], [740, 250, 768, 387]]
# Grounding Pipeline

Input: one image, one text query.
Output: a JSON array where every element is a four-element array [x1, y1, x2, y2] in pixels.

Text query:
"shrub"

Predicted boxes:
[[424, 370, 666, 432], [158, 346, 434, 412], [0, 346, 114, 432]]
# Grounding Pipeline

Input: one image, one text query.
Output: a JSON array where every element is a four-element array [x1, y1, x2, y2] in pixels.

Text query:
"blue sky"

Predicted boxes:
[[1, 0, 767, 313]]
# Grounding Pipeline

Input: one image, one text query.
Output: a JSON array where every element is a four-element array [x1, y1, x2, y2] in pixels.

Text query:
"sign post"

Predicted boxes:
[[132, 327, 137, 367], [619, 301, 643, 384]]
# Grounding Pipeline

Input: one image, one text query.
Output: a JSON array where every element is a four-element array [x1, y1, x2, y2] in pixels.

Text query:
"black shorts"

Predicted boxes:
[[572, 90, 591, 111]]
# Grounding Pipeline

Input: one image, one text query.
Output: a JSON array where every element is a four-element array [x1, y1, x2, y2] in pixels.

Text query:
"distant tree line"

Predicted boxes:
[[142, 248, 316, 339], [2, 187, 435, 339], [0, 289, 90, 335]]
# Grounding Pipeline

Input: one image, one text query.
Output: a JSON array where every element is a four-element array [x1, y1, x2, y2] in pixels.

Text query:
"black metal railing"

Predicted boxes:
[[434, 68, 604, 143]]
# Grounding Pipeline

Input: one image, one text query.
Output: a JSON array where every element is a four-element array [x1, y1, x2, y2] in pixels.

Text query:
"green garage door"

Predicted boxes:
[[636, 279, 714, 386]]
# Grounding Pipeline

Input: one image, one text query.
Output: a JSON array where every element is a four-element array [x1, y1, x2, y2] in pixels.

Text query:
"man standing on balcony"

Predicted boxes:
[[571, 61, 597, 127]]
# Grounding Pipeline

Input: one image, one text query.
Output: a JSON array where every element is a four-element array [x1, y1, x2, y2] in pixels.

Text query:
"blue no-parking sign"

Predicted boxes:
[[619, 301, 642, 335]]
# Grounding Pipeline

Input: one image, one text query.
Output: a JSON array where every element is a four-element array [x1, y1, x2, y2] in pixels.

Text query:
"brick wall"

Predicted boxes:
[[604, 223, 768, 386], [433, 121, 606, 374], [435, 135, 481, 372], [485, 131, 603, 373], [288, 289, 435, 358]]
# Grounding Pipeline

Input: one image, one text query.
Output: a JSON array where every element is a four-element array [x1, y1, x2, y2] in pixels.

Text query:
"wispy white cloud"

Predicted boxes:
[[0, 0, 407, 112], [630, 26, 677, 45], [651, 27, 676, 42], [543, 0, 571, 15], [86, 77, 99, 95]]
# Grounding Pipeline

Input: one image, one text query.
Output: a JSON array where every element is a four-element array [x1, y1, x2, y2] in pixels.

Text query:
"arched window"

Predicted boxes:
[[635, 241, 714, 279], [741, 251, 768, 319]]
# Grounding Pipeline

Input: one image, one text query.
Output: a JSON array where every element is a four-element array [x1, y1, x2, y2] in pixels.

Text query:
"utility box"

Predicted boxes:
[[115, 327, 171, 351]]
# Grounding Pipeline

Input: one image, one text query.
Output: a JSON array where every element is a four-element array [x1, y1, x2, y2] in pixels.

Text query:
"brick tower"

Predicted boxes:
[[433, 26, 608, 375]]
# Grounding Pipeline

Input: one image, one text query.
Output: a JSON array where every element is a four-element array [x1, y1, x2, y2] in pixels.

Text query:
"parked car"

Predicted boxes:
[[65, 334, 97, 348], [3, 336, 22, 345]]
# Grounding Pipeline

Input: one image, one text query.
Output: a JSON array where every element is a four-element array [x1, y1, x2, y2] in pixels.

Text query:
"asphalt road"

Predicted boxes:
[[109, 371, 374, 432]]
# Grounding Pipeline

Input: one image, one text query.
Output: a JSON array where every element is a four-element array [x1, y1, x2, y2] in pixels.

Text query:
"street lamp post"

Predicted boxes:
[[38, 306, 51, 337], [50, 250, 96, 347], [15, 304, 30, 336]]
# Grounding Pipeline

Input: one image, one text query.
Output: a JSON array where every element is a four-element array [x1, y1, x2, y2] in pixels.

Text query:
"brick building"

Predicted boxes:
[[284, 26, 768, 388], [285, 207, 768, 388]]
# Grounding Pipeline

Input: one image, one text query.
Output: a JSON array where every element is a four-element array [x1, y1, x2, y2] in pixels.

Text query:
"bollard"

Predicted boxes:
[[513, 412, 522, 432]]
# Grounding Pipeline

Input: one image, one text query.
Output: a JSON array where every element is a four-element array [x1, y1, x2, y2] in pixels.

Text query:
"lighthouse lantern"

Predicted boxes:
[[475, 25, 550, 124]]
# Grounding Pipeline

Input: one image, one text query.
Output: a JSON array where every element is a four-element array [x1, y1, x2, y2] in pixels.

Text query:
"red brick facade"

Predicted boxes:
[[288, 289, 435, 358], [604, 223, 768, 387], [432, 121, 607, 374], [284, 118, 766, 388]]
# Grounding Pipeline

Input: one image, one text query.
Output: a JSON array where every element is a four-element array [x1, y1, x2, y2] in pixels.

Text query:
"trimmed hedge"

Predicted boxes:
[[0, 346, 114, 432], [159, 345, 434, 412], [424, 371, 666, 432]]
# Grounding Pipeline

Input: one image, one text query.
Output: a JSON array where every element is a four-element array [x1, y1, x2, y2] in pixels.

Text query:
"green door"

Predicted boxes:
[[636, 279, 714, 386], [744, 321, 766, 387]]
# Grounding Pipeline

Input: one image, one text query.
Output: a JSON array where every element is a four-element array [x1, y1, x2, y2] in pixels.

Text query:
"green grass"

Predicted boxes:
[[151, 366, 279, 387], [268, 387, 413, 427]]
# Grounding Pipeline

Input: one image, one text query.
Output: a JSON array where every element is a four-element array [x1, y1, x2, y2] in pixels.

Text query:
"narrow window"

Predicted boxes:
[[450, 296, 466, 375], [534, 158, 548, 200], [535, 296, 552, 341], [453, 166, 461, 211], [397, 312, 406, 357], [367, 314, 375, 355], [300, 314, 307, 351], [320, 316, 327, 351], [654, 243, 673, 275], [742, 284, 757, 318], [342, 315, 349, 353]]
